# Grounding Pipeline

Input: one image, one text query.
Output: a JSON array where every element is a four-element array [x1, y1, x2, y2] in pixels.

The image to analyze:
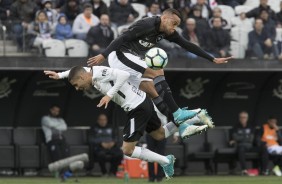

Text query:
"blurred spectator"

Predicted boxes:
[[181, 18, 204, 59], [55, 13, 73, 40], [10, 0, 38, 51], [60, 0, 81, 23], [217, 0, 246, 8], [142, 2, 161, 18], [260, 10, 276, 42], [204, 17, 230, 58], [91, 0, 109, 18], [72, 3, 99, 40], [0, 0, 13, 39], [86, 14, 114, 56], [41, 105, 70, 180], [0, 0, 12, 24], [88, 114, 123, 176], [190, 0, 212, 20], [189, 5, 209, 36], [145, 0, 169, 12], [247, 18, 274, 59], [240, 0, 276, 21], [27, 10, 52, 48], [208, 7, 231, 30], [146, 134, 166, 182], [41, 0, 58, 29], [109, 0, 139, 27], [276, 1, 282, 27], [229, 111, 255, 175], [260, 116, 282, 176]]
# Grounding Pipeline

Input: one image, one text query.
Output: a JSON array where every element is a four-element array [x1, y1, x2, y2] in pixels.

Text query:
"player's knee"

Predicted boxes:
[[122, 145, 134, 156], [144, 68, 164, 78]]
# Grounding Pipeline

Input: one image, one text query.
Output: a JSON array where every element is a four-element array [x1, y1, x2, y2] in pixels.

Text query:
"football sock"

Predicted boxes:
[[153, 75, 179, 113], [152, 96, 173, 121], [163, 122, 178, 138], [131, 146, 169, 165]]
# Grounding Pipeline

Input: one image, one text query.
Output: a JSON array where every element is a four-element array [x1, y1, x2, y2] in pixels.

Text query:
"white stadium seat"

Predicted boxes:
[[230, 41, 246, 59], [231, 27, 250, 49], [276, 28, 282, 42], [103, 0, 112, 7], [131, 3, 146, 21], [235, 5, 253, 15], [65, 39, 89, 57], [42, 39, 66, 57], [268, 0, 281, 13], [231, 17, 254, 31], [217, 5, 235, 20]]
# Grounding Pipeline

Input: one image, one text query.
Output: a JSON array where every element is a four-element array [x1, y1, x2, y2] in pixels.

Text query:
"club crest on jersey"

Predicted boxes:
[[156, 35, 163, 42], [102, 69, 107, 76], [139, 40, 155, 48]]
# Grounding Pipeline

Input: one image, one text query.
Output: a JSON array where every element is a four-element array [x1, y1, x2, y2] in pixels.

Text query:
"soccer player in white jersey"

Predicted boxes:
[[44, 66, 208, 179]]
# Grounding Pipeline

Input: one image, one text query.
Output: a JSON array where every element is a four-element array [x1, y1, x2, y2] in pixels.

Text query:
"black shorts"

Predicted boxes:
[[123, 96, 161, 142]]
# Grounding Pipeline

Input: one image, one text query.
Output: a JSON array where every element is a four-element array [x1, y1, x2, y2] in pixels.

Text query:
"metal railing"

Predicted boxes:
[[1, 23, 7, 56]]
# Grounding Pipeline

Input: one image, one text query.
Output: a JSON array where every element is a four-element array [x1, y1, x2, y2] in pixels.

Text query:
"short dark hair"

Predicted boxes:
[[68, 66, 86, 82], [83, 3, 93, 11], [163, 8, 182, 21]]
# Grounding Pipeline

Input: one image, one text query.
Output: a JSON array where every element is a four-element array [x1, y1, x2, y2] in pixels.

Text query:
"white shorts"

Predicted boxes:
[[267, 145, 282, 155], [108, 51, 148, 87]]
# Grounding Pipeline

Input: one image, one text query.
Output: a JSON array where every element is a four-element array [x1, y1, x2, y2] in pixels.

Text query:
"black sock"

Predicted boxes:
[[152, 96, 172, 120], [153, 75, 179, 113]]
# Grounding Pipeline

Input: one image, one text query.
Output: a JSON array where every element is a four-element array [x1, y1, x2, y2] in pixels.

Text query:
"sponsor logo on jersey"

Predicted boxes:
[[139, 40, 155, 48], [180, 77, 209, 99], [0, 77, 16, 99]]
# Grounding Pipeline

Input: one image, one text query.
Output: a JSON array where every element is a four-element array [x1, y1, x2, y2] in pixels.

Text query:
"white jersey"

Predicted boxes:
[[58, 66, 146, 112]]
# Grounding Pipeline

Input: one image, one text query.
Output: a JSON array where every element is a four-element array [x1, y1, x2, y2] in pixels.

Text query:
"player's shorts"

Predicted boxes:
[[123, 96, 161, 142], [108, 51, 148, 87]]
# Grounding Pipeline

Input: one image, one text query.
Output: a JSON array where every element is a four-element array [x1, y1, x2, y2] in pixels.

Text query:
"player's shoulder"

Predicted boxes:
[[92, 66, 112, 78]]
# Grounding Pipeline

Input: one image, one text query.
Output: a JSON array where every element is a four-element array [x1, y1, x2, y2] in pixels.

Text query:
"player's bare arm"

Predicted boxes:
[[44, 70, 60, 79]]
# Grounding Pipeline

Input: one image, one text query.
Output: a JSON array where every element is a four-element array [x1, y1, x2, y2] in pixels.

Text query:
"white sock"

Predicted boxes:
[[163, 122, 178, 138], [131, 146, 169, 165]]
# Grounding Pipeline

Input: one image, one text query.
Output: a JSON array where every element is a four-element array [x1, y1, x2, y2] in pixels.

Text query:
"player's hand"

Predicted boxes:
[[213, 56, 233, 64], [97, 95, 112, 109], [87, 54, 105, 66], [44, 70, 60, 80]]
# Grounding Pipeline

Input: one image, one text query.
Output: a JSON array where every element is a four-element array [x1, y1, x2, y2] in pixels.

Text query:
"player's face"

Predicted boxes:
[[163, 14, 180, 35], [70, 77, 91, 91]]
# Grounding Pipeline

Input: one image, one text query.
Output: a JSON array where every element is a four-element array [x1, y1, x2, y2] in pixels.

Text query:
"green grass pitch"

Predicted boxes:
[[0, 176, 280, 184]]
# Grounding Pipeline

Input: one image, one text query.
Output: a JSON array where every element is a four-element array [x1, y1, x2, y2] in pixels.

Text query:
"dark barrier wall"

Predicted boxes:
[[1, 71, 282, 127]]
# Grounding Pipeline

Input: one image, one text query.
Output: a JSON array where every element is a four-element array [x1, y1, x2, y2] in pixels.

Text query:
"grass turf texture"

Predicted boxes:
[[0, 176, 280, 184]]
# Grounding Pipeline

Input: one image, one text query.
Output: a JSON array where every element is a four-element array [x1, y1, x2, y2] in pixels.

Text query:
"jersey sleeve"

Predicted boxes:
[[92, 66, 130, 98], [101, 19, 155, 58], [57, 67, 91, 79], [166, 31, 215, 62]]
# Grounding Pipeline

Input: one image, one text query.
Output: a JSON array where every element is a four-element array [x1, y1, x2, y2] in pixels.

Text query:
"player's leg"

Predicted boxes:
[[142, 68, 199, 124], [122, 141, 175, 179], [122, 97, 175, 179]]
